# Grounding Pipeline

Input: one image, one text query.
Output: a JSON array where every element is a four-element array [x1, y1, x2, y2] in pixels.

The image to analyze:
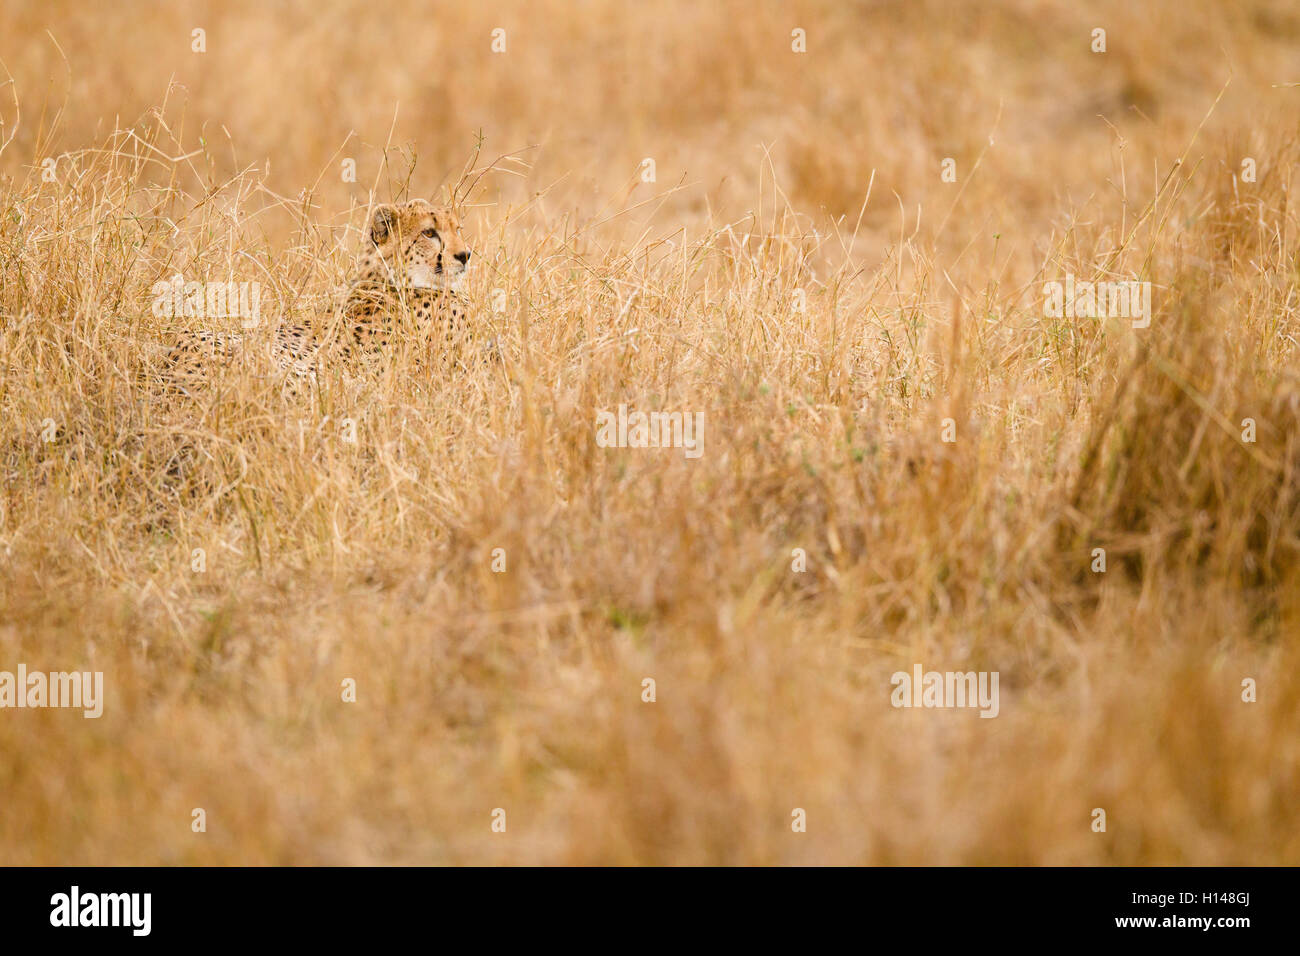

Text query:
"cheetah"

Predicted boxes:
[[158, 199, 473, 397]]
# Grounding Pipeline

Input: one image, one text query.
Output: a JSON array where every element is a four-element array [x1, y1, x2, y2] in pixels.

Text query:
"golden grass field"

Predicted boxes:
[[1, 0, 1299, 864]]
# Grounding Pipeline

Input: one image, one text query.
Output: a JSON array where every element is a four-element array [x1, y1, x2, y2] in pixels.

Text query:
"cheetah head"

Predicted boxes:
[[363, 199, 472, 291]]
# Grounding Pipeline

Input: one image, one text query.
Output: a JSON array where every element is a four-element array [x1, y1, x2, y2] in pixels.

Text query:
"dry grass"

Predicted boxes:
[[1, 0, 1299, 864]]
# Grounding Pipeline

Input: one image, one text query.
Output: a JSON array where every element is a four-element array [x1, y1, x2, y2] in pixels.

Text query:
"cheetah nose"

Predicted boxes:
[[454, 250, 471, 266]]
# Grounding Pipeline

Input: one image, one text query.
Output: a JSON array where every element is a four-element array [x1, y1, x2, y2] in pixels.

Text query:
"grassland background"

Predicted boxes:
[[1, 0, 1299, 864]]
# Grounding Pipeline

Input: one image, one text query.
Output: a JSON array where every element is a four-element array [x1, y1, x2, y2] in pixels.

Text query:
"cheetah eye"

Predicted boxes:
[[422, 227, 439, 239]]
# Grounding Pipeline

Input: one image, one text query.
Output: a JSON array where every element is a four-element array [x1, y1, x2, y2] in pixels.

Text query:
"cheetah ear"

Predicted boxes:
[[369, 204, 399, 246]]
